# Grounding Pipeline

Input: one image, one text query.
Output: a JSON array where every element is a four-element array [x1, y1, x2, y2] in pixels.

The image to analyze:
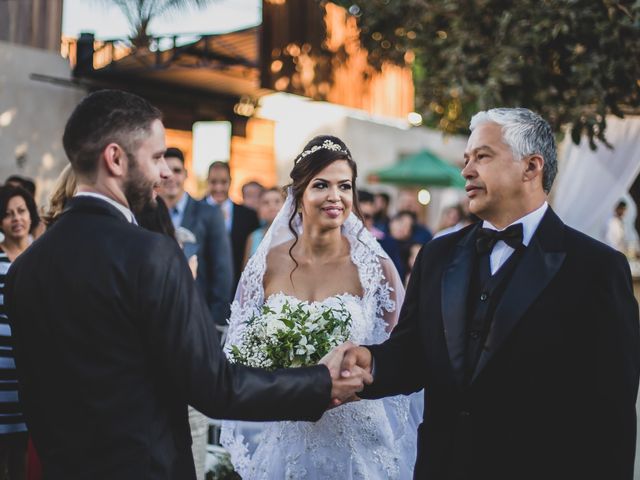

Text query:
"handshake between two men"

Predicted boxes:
[[319, 342, 374, 408]]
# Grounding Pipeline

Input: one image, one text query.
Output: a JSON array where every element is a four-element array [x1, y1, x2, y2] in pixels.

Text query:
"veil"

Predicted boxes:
[[220, 188, 414, 478], [224, 187, 406, 352]]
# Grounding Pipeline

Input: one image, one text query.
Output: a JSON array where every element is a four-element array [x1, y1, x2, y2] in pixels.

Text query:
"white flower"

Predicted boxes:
[[229, 299, 352, 370], [265, 318, 286, 336]]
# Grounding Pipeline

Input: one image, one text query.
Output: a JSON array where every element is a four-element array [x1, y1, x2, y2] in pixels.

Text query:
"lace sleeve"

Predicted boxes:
[[378, 256, 405, 332], [342, 212, 406, 335]]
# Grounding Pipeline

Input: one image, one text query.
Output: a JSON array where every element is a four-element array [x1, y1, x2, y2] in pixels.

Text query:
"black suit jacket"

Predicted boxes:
[[363, 208, 640, 480], [6, 197, 331, 480], [180, 195, 232, 324], [230, 202, 259, 288]]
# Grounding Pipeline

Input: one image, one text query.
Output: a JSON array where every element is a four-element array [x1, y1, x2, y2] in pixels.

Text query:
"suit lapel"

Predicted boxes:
[[471, 208, 566, 383], [180, 195, 196, 230], [230, 202, 239, 237], [441, 224, 479, 388]]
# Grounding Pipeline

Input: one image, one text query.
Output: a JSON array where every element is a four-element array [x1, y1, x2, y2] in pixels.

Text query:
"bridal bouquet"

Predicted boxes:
[[229, 299, 352, 370]]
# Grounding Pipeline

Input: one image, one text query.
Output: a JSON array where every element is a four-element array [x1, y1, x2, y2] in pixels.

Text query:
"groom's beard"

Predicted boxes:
[[124, 158, 157, 217]]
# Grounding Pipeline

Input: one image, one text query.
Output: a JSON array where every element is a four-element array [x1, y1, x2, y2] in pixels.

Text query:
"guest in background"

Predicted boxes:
[[25, 165, 77, 480], [433, 198, 478, 239], [137, 196, 175, 239], [357, 191, 385, 240], [604, 200, 629, 254], [206, 161, 259, 290], [243, 187, 284, 268], [0, 185, 40, 480], [241, 181, 264, 211], [42, 165, 77, 227], [436, 204, 464, 233], [373, 192, 390, 230], [395, 190, 433, 244], [5, 177, 44, 240], [359, 190, 405, 276], [159, 148, 232, 325], [404, 243, 423, 287], [5, 177, 35, 199], [388, 210, 416, 279]]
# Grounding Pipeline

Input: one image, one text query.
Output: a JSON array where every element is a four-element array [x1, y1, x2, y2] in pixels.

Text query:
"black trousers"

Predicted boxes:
[[0, 432, 27, 480]]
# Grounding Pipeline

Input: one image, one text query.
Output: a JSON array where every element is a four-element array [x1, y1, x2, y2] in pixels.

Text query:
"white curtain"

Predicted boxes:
[[552, 116, 640, 242]]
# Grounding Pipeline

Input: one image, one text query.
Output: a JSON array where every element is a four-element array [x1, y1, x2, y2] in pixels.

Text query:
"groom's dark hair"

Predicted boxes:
[[62, 90, 162, 178]]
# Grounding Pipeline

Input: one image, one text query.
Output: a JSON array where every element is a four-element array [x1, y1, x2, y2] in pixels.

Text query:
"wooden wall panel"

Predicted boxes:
[[0, 0, 63, 52], [229, 118, 277, 202]]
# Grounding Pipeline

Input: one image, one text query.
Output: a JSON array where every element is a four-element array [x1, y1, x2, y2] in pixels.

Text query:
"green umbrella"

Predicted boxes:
[[369, 149, 465, 188]]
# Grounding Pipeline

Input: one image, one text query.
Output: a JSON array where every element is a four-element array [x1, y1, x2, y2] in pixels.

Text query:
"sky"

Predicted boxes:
[[62, 0, 262, 39]]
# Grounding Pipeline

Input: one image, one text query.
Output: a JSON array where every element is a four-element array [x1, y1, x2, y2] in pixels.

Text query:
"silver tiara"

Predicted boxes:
[[295, 139, 350, 163]]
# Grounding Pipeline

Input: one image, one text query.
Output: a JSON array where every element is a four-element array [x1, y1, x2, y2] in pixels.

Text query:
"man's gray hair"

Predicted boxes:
[[470, 108, 557, 193]]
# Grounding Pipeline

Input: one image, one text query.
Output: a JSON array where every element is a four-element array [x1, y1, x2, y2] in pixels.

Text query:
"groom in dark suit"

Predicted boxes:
[[5, 90, 369, 479], [341, 108, 640, 479]]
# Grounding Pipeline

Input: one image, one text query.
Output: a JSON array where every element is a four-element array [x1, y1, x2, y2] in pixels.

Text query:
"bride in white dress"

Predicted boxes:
[[221, 135, 421, 479]]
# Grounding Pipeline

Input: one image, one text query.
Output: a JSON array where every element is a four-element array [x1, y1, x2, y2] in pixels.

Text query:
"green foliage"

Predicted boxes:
[[206, 447, 240, 480], [229, 299, 352, 371], [330, 0, 640, 146]]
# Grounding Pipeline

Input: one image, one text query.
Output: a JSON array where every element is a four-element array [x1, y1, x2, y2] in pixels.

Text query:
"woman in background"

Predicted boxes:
[[242, 187, 285, 268], [42, 165, 76, 227], [0, 185, 40, 480], [23, 165, 78, 480]]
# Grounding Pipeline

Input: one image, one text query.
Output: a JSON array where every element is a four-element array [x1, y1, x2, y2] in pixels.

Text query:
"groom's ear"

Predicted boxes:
[[102, 143, 127, 178]]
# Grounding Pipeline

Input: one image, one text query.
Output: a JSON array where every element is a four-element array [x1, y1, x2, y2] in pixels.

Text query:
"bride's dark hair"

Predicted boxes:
[[285, 135, 362, 276]]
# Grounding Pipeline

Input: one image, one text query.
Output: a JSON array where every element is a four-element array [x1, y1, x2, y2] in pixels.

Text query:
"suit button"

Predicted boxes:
[[469, 330, 480, 339], [459, 410, 470, 417], [480, 292, 489, 301]]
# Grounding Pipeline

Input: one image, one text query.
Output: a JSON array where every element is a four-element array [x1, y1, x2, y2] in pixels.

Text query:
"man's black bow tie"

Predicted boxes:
[[476, 223, 524, 254]]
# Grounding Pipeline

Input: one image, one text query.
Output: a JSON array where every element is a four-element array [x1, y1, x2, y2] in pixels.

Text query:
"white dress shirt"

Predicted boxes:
[[74, 192, 137, 225], [170, 192, 189, 228], [206, 196, 233, 232], [482, 202, 548, 275]]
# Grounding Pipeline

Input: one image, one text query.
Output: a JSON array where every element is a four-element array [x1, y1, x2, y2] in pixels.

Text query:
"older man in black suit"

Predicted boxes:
[[339, 108, 640, 480], [5, 90, 369, 480], [205, 161, 259, 290], [159, 147, 232, 325]]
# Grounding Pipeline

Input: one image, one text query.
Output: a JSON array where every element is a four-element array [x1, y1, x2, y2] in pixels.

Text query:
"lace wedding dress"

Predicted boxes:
[[220, 191, 422, 479]]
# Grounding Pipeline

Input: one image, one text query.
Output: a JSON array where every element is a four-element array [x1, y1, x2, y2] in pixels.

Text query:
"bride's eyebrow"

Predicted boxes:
[[312, 178, 351, 183]]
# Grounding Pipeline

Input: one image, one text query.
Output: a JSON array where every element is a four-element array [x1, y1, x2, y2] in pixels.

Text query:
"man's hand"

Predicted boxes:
[[188, 255, 198, 279], [340, 345, 373, 379], [319, 343, 374, 407]]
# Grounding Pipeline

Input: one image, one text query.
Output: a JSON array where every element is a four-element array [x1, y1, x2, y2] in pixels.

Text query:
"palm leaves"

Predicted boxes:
[[98, 0, 215, 47]]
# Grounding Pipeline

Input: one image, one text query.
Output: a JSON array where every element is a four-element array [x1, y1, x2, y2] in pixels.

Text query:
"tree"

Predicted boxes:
[[96, 0, 215, 47], [330, 0, 640, 146]]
